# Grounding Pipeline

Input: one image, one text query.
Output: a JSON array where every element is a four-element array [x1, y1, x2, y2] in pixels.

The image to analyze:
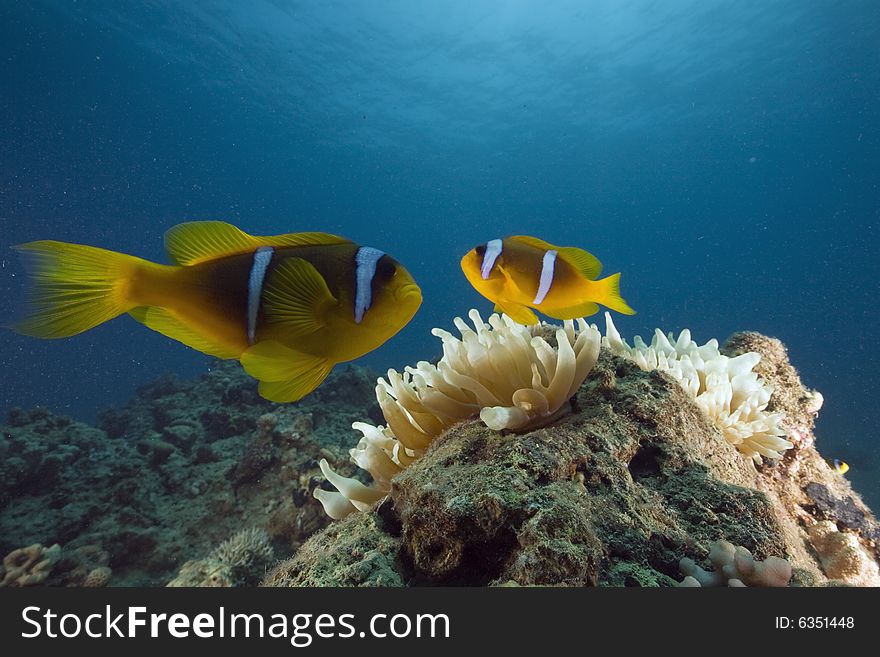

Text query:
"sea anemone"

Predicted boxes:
[[603, 313, 791, 463], [314, 309, 601, 519], [384, 309, 601, 434]]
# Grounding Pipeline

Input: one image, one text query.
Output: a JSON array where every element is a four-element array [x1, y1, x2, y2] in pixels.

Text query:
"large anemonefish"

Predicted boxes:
[[12, 221, 422, 402], [460, 235, 634, 324]]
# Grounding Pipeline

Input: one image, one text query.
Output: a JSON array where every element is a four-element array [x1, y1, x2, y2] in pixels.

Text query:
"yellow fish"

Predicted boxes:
[[829, 458, 850, 475], [12, 221, 422, 402], [460, 235, 635, 324]]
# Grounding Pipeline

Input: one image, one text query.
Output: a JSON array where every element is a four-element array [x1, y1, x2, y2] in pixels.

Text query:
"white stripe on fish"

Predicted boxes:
[[533, 249, 557, 305], [354, 246, 384, 323], [480, 239, 503, 279], [247, 246, 274, 344]]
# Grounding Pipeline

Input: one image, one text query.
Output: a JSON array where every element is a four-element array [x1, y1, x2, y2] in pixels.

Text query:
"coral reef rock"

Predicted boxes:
[[267, 333, 879, 587], [0, 362, 379, 585]]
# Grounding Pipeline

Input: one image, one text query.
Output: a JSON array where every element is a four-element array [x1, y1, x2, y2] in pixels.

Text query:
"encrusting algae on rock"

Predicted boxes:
[[0, 362, 380, 585], [279, 311, 879, 587]]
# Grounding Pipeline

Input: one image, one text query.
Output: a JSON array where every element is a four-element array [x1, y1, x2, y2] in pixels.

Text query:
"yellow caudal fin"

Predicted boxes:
[[11, 241, 147, 338], [592, 273, 635, 315], [240, 340, 334, 402]]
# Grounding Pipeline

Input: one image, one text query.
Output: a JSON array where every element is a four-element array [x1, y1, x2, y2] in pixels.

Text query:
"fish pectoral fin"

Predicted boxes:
[[128, 306, 241, 359], [556, 247, 602, 280], [164, 221, 352, 266], [495, 263, 525, 296], [543, 302, 600, 320], [262, 257, 337, 336], [494, 301, 539, 325], [240, 340, 333, 402]]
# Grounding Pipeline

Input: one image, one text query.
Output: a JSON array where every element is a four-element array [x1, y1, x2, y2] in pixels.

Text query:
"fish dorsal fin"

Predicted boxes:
[[508, 235, 555, 252], [128, 306, 241, 359], [557, 247, 602, 280], [508, 235, 602, 280], [261, 257, 337, 336], [164, 221, 350, 266]]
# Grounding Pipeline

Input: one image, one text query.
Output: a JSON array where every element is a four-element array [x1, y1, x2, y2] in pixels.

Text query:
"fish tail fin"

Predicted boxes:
[[593, 272, 636, 315], [11, 240, 149, 338]]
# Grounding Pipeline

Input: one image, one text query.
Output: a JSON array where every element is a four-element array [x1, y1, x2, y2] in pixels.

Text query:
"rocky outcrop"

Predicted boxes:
[[266, 336, 879, 587], [0, 362, 380, 585]]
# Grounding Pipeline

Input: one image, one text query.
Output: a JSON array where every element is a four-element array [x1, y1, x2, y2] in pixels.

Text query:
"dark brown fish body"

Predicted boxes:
[[14, 221, 422, 402]]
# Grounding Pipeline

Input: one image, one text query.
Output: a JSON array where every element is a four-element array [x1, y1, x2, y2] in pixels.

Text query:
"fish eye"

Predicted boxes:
[[475, 244, 487, 257], [376, 258, 396, 280]]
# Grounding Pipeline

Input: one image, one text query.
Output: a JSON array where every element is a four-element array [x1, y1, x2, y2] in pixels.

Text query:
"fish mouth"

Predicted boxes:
[[396, 283, 423, 306]]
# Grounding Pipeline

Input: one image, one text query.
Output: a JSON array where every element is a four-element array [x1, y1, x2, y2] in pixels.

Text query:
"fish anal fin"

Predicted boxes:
[[494, 301, 539, 325], [128, 306, 241, 359], [241, 340, 334, 402], [557, 246, 602, 280], [544, 301, 600, 320], [262, 257, 337, 337], [164, 221, 351, 266]]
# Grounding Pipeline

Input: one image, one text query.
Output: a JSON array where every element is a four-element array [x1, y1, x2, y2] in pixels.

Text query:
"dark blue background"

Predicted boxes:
[[1, 1, 877, 503]]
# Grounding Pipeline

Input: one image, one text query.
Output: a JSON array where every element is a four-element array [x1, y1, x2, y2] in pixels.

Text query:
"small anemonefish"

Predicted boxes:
[[829, 459, 850, 475], [12, 221, 422, 402], [460, 235, 635, 324]]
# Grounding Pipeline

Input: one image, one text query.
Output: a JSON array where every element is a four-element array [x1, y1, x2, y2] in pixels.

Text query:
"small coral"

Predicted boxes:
[[679, 540, 792, 587], [166, 559, 234, 587], [604, 314, 791, 463], [82, 566, 113, 588], [167, 527, 275, 587], [55, 544, 112, 587], [807, 521, 880, 586], [314, 310, 601, 519], [0, 543, 62, 587], [208, 527, 274, 570]]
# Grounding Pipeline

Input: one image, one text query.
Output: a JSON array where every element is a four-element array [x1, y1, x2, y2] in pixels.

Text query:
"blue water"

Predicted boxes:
[[1, 1, 877, 504]]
